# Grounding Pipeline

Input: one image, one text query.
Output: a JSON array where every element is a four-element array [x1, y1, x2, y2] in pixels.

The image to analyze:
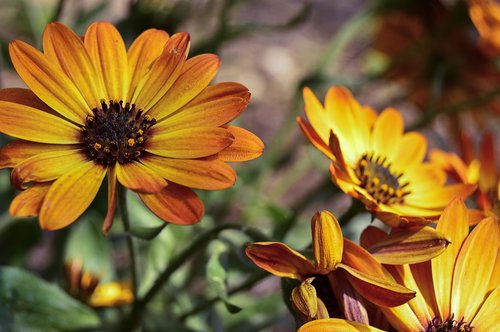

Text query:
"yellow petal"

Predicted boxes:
[[9, 40, 90, 123], [88, 281, 134, 307], [0, 101, 81, 144], [147, 54, 220, 120], [312, 210, 343, 274], [39, 161, 106, 230], [43, 22, 105, 108], [432, 199, 470, 320], [302, 86, 330, 145], [9, 183, 51, 217], [217, 126, 264, 162], [470, 286, 499, 331], [0, 140, 78, 168], [297, 116, 336, 160], [11, 149, 86, 189], [406, 183, 476, 209], [102, 166, 117, 234], [84, 22, 129, 101], [141, 154, 236, 190], [147, 127, 234, 159], [371, 108, 403, 161], [392, 132, 427, 172], [127, 29, 169, 99], [291, 278, 318, 320], [116, 161, 167, 194], [245, 242, 315, 280], [451, 217, 499, 321], [0, 87, 54, 114], [132, 32, 190, 110], [297, 318, 385, 332], [139, 182, 204, 225]]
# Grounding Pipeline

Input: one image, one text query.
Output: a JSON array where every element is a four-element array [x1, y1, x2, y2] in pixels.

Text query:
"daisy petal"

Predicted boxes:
[[245, 242, 315, 280], [102, 166, 117, 234], [84, 22, 129, 101], [297, 318, 385, 332], [142, 154, 236, 190], [39, 161, 106, 230], [9, 183, 51, 217], [0, 88, 54, 114], [471, 286, 499, 331], [9, 40, 89, 123], [392, 132, 427, 172], [217, 126, 264, 162], [139, 182, 204, 225], [406, 183, 476, 208], [43, 22, 105, 108], [0, 101, 81, 143], [0, 140, 78, 168], [147, 54, 221, 120], [116, 161, 167, 194], [297, 116, 335, 160], [127, 29, 169, 98], [312, 211, 343, 274], [371, 108, 403, 159], [147, 127, 234, 159], [133, 32, 190, 110]]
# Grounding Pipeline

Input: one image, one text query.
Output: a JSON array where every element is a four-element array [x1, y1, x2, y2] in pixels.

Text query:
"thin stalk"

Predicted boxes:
[[118, 186, 138, 296]]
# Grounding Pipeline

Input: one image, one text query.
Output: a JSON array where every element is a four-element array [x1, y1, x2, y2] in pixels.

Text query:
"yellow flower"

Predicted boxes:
[[297, 86, 475, 227], [0, 22, 263, 232], [297, 318, 384, 332], [469, 0, 500, 57], [358, 199, 499, 331]]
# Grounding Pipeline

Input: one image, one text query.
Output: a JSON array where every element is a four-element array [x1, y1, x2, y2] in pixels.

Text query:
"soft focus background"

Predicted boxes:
[[0, 0, 498, 331]]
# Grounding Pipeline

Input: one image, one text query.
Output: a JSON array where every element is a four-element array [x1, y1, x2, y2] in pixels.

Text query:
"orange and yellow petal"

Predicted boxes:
[[9, 183, 51, 217], [217, 126, 264, 162], [116, 161, 167, 194], [297, 318, 385, 332], [391, 132, 427, 173], [0, 140, 78, 169], [470, 286, 499, 331], [291, 278, 319, 321], [84, 22, 129, 101], [311, 210, 343, 274], [0, 88, 54, 114], [88, 281, 134, 307], [297, 116, 336, 160], [39, 161, 106, 230], [9, 40, 89, 123], [146, 127, 234, 159], [245, 242, 315, 280], [405, 183, 476, 209], [147, 54, 220, 120], [139, 183, 204, 225], [371, 108, 403, 161], [142, 155, 236, 190]]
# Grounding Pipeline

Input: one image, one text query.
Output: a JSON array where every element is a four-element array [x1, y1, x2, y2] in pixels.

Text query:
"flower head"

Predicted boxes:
[[297, 86, 475, 227], [0, 22, 263, 232]]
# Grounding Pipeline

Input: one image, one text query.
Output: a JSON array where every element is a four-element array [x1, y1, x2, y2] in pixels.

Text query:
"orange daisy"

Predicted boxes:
[[0, 22, 263, 232], [297, 86, 475, 227]]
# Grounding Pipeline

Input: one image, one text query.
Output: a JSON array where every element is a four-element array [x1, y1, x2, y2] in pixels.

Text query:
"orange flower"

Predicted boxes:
[[0, 22, 263, 232], [297, 86, 475, 227], [469, 0, 500, 57], [358, 199, 499, 331], [297, 318, 384, 332]]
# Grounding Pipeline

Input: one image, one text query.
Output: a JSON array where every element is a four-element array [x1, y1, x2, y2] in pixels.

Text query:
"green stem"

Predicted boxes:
[[118, 186, 138, 296]]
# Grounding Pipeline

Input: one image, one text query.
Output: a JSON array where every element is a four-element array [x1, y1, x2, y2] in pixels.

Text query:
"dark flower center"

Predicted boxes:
[[354, 153, 410, 204], [81, 100, 156, 166], [427, 315, 473, 332]]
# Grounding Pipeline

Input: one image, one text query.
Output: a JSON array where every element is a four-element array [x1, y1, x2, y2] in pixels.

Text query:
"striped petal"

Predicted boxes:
[[141, 154, 236, 190], [217, 126, 264, 162], [127, 29, 169, 98], [139, 182, 204, 225], [0, 88, 54, 114], [132, 32, 190, 110], [9, 40, 89, 123], [312, 210, 343, 274], [43, 22, 105, 108], [291, 278, 319, 321], [116, 161, 167, 194], [147, 127, 234, 159], [11, 149, 87, 189], [0, 101, 81, 143], [0, 140, 78, 168], [245, 242, 315, 280], [147, 54, 220, 120], [297, 318, 385, 332], [39, 161, 106, 230], [84, 22, 129, 101], [9, 183, 51, 217]]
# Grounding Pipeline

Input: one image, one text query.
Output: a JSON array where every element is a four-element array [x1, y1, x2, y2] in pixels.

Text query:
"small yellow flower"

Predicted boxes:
[[0, 22, 263, 232], [297, 86, 475, 227]]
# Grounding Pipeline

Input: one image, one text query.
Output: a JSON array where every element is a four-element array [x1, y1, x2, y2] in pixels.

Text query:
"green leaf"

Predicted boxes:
[[0, 266, 100, 331]]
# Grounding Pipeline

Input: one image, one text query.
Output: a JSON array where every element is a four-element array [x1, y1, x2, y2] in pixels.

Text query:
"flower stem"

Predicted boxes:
[[118, 185, 138, 296]]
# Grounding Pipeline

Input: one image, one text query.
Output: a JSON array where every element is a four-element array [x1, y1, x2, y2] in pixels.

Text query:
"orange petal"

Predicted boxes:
[[127, 28, 169, 99], [9, 183, 51, 217], [406, 183, 476, 209], [132, 32, 190, 110], [9, 40, 89, 123], [297, 318, 385, 332], [392, 132, 427, 172], [43, 22, 105, 108], [147, 54, 221, 120], [116, 161, 167, 194], [478, 132, 497, 193], [147, 127, 234, 159], [312, 210, 343, 274], [102, 166, 117, 234], [245, 242, 315, 280], [297, 116, 335, 160], [302, 86, 329, 145], [142, 154, 236, 190], [217, 126, 264, 162], [359, 225, 388, 249], [39, 161, 106, 230], [84, 22, 129, 101], [470, 286, 499, 331], [0, 140, 78, 168], [432, 199, 470, 320], [451, 217, 499, 321], [0, 88, 54, 114], [371, 108, 403, 161], [11, 149, 86, 189], [0, 101, 81, 143], [139, 182, 204, 225]]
